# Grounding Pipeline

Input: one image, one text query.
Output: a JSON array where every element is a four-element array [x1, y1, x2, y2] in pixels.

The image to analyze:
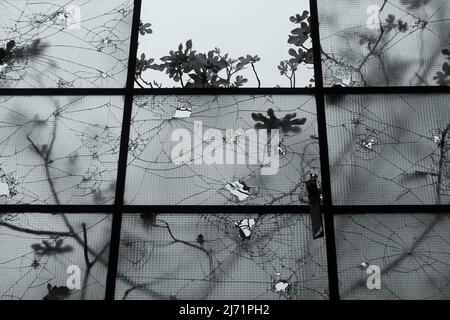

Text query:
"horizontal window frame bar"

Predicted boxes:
[[0, 88, 128, 96], [0, 86, 449, 96], [0, 204, 448, 214], [0, 205, 115, 213], [332, 205, 450, 214]]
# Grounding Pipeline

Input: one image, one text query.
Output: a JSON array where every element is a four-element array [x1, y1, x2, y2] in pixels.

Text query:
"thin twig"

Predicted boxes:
[[82, 223, 91, 268], [0, 221, 73, 237], [251, 62, 261, 88]]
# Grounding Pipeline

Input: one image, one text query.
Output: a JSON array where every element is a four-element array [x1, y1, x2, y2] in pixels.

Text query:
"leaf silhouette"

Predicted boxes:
[[251, 108, 307, 133], [43, 284, 71, 300]]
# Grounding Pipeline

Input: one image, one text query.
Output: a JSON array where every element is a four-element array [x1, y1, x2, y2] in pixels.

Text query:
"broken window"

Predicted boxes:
[[0, 1, 133, 88], [0, 213, 111, 300], [125, 95, 320, 205], [115, 214, 328, 300], [335, 214, 450, 299], [326, 94, 450, 205], [0, 96, 123, 205], [318, 0, 450, 87]]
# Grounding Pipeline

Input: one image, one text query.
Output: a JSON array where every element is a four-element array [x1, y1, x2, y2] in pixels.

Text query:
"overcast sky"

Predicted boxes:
[[139, 0, 313, 87]]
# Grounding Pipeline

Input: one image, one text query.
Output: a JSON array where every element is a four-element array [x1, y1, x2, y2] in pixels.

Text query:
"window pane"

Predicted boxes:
[[318, 0, 450, 87], [326, 94, 450, 205], [136, 0, 314, 88], [116, 213, 328, 300], [0, 0, 133, 88], [0, 213, 112, 300], [126, 95, 320, 205], [0, 96, 123, 204], [335, 214, 450, 299]]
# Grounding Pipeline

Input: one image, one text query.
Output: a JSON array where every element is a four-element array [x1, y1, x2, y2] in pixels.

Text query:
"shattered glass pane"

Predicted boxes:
[[116, 214, 329, 300], [326, 94, 450, 205], [335, 214, 450, 299], [318, 0, 450, 87], [0, 0, 133, 88], [0, 213, 111, 300], [0, 96, 123, 204], [125, 95, 320, 205]]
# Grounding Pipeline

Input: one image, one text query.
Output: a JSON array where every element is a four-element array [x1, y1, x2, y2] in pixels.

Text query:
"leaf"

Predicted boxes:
[[398, 20, 409, 32], [234, 75, 248, 87], [139, 21, 152, 36], [288, 32, 309, 47], [288, 48, 298, 57], [43, 284, 71, 300], [442, 48, 450, 61], [443, 62, 449, 72], [290, 118, 307, 125], [278, 61, 288, 75], [386, 14, 396, 24], [188, 73, 203, 83], [6, 40, 15, 51], [186, 39, 192, 51], [289, 11, 309, 23]]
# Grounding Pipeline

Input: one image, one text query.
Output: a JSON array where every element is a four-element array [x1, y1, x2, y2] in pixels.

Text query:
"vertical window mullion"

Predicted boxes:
[[309, 0, 340, 300], [105, 0, 143, 301]]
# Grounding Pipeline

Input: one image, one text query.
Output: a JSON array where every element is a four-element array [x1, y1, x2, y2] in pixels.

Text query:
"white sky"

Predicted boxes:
[[139, 0, 313, 87]]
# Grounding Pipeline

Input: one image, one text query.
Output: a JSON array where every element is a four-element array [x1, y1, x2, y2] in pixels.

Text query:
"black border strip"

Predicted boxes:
[[104, 0, 143, 301], [310, 0, 340, 301]]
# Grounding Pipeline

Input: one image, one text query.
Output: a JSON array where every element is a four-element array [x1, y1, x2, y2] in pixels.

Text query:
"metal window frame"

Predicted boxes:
[[0, 0, 449, 301]]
